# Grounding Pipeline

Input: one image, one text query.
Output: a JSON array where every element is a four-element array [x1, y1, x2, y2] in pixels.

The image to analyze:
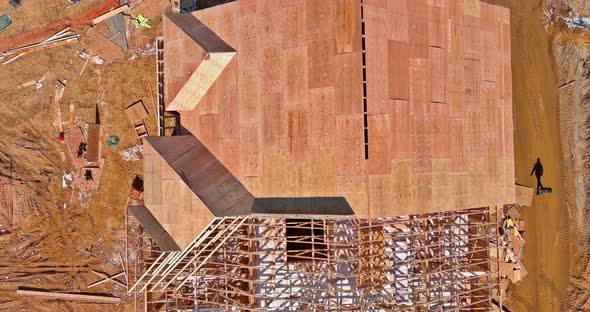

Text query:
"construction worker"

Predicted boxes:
[[134, 14, 152, 29], [530, 158, 544, 194]]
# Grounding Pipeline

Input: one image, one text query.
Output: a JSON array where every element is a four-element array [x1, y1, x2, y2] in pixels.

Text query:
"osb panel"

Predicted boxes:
[[368, 174, 393, 218], [390, 99, 413, 159], [334, 52, 363, 115], [336, 114, 365, 177], [309, 87, 336, 148], [429, 46, 447, 103]]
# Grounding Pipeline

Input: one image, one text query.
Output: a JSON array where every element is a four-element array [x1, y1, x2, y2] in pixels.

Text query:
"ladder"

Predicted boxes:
[[156, 36, 180, 137]]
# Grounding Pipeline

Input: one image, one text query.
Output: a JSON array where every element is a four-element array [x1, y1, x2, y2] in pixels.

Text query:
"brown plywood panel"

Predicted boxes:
[[309, 87, 336, 147], [388, 5, 409, 42], [413, 173, 432, 213], [388, 40, 410, 100], [285, 47, 309, 109], [450, 118, 466, 171], [214, 60, 239, 138], [306, 148, 337, 195], [408, 0, 429, 58], [305, 0, 334, 40], [260, 45, 285, 95], [428, 5, 448, 49], [464, 54, 481, 106], [240, 124, 262, 177], [449, 173, 468, 209], [337, 175, 368, 218], [431, 103, 450, 159], [429, 46, 446, 103], [391, 159, 414, 188], [198, 114, 220, 155], [334, 52, 363, 115], [307, 37, 336, 88], [237, 12, 260, 123], [335, 0, 362, 53], [287, 110, 309, 161], [447, 22, 465, 118], [283, 2, 307, 48], [262, 93, 285, 149], [463, 14, 481, 55], [368, 174, 393, 218], [255, 0, 284, 48], [414, 112, 432, 173], [365, 5, 389, 113], [390, 99, 413, 159], [144, 153, 162, 206], [481, 30, 498, 82], [367, 113, 391, 174], [336, 114, 365, 176], [409, 58, 431, 110], [86, 124, 102, 163], [218, 138, 240, 178]]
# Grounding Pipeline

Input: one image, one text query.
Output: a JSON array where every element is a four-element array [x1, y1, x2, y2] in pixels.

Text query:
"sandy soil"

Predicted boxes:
[[486, 0, 590, 310], [0, 1, 160, 310]]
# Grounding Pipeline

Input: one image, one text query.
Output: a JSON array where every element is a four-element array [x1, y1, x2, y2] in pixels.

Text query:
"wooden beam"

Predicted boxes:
[[92, 5, 129, 25], [16, 287, 121, 304], [91, 270, 126, 288]]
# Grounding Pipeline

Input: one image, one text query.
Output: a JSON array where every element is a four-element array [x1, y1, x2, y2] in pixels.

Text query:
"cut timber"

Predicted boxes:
[[164, 14, 236, 111], [92, 5, 129, 25], [125, 100, 149, 124], [81, 27, 124, 63], [16, 287, 121, 304], [86, 124, 102, 163], [515, 184, 533, 207]]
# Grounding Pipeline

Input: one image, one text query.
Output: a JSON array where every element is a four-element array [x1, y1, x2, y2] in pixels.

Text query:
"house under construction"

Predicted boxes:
[[126, 0, 514, 310]]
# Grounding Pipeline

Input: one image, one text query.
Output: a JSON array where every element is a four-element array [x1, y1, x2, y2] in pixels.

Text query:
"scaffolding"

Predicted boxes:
[[127, 207, 502, 311]]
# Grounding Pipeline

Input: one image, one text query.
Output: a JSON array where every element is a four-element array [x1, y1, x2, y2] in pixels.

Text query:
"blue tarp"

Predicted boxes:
[[0, 14, 12, 32]]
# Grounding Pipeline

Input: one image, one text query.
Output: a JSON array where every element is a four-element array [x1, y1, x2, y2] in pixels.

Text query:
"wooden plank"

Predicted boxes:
[[86, 124, 102, 163], [16, 288, 121, 304], [367, 113, 391, 174], [335, 0, 362, 53], [92, 5, 129, 25], [388, 40, 410, 100], [125, 100, 149, 124], [81, 27, 124, 63]]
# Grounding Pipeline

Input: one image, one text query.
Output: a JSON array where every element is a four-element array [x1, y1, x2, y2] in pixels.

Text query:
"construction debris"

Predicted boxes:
[[2, 28, 79, 64], [119, 145, 143, 161], [498, 204, 528, 294], [92, 5, 129, 25], [125, 100, 149, 144], [88, 270, 126, 288], [16, 287, 121, 304], [81, 27, 124, 63]]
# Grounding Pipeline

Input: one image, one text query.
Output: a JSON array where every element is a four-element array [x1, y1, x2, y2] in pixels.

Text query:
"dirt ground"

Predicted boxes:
[[0, 0, 161, 310], [485, 0, 590, 310]]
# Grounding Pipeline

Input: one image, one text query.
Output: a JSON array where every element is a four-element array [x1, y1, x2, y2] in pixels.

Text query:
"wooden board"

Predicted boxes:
[[86, 124, 102, 163], [81, 27, 124, 63]]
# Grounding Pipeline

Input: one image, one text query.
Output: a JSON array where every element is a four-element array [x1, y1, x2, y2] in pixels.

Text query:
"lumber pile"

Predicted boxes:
[[498, 205, 527, 296], [16, 287, 121, 304], [2, 29, 79, 65]]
